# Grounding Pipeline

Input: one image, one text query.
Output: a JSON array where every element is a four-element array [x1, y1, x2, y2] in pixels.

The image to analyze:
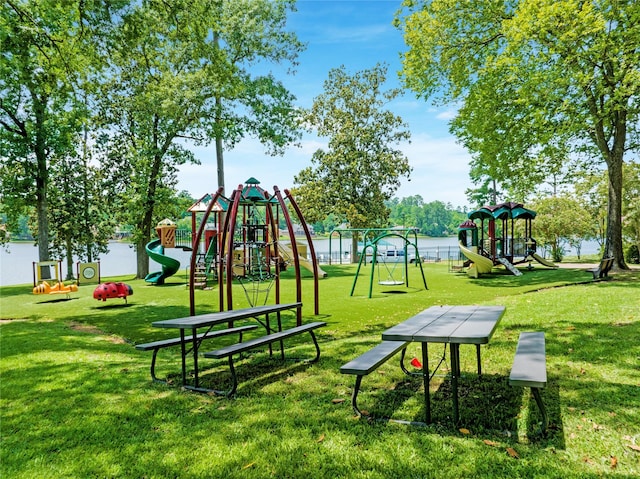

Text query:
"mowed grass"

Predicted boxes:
[[1, 261, 639, 478]]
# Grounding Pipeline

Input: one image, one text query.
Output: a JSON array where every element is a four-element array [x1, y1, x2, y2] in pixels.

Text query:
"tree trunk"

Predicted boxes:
[[605, 149, 628, 269], [65, 235, 75, 280], [33, 93, 51, 278], [136, 237, 149, 280], [135, 118, 165, 279], [351, 234, 359, 264], [215, 96, 225, 192], [137, 192, 156, 279]]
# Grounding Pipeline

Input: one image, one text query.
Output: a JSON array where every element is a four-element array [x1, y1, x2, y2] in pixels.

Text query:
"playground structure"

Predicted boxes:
[[32, 260, 78, 298], [76, 261, 101, 285], [457, 202, 556, 277], [145, 219, 182, 285], [329, 227, 428, 298], [93, 282, 133, 303], [185, 178, 321, 320]]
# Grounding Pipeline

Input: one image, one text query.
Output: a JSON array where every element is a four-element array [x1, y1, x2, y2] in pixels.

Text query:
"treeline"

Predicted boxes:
[[308, 196, 466, 237]]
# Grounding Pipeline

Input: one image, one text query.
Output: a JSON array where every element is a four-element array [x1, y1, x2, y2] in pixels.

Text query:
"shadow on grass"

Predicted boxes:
[[470, 268, 591, 290], [337, 371, 566, 448], [34, 296, 81, 304], [152, 343, 326, 397], [90, 302, 135, 309], [0, 284, 33, 298]]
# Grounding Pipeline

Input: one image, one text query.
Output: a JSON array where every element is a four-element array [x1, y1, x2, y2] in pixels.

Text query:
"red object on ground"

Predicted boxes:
[[410, 357, 422, 368], [93, 282, 133, 302]]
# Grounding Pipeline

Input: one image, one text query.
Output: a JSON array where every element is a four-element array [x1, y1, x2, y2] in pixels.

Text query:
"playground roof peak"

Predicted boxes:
[[468, 202, 536, 220], [459, 219, 477, 229], [187, 193, 229, 213], [241, 178, 268, 202]]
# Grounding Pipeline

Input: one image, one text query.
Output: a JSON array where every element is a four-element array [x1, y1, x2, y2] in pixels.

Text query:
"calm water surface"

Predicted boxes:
[[0, 236, 597, 287]]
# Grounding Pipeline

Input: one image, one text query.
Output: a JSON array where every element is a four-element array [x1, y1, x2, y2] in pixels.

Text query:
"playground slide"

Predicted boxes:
[[529, 252, 557, 268], [279, 243, 327, 278], [458, 243, 494, 276], [145, 239, 180, 285]]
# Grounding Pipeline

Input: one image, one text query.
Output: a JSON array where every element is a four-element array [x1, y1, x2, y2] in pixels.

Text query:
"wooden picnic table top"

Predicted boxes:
[[151, 302, 302, 329], [382, 305, 506, 345]]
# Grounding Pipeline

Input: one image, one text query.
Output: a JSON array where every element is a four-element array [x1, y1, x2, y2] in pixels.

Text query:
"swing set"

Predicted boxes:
[[349, 229, 428, 298]]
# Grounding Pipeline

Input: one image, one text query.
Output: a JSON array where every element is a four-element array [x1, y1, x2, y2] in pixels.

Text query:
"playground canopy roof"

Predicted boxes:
[[468, 202, 536, 221], [188, 194, 230, 213], [187, 178, 282, 214]]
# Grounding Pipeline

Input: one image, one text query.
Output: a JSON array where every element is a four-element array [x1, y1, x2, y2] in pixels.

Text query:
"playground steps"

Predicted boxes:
[[497, 257, 523, 276], [192, 262, 208, 289]]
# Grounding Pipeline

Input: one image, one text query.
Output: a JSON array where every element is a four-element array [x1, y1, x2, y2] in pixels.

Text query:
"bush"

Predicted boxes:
[[625, 244, 640, 264]]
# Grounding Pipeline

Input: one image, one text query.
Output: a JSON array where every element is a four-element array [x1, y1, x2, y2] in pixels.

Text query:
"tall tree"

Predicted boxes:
[[0, 0, 124, 270], [293, 64, 412, 261], [210, 0, 304, 191], [531, 195, 595, 262], [98, 0, 303, 278], [397, 0, 640, 269]]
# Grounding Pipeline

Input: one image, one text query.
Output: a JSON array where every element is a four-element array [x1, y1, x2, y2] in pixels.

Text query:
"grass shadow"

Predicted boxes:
[[34, 296, 81, 304]]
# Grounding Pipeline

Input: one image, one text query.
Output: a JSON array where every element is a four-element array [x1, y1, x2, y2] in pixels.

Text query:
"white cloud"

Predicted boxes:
[[397, 134, 473, 207], [177, 133, 472, 209]]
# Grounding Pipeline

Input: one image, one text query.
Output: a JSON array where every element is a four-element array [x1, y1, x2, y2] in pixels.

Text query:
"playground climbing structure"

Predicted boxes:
[[186, 178, 321, 321], [457, 202, 556, 277]]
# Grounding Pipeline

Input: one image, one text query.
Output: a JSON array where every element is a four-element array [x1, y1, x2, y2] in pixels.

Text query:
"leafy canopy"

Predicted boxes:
[[294, 64, 411, 229], [396, 0, 639, 266]]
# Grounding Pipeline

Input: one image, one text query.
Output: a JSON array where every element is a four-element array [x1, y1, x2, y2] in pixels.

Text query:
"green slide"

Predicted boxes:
[[145, 239, 180, 285]]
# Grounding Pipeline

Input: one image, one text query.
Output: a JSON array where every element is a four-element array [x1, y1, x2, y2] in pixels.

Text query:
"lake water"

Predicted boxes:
[[0, 236, 599, 287]]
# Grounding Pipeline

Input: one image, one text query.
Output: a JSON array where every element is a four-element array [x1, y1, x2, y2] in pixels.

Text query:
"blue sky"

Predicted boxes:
[[177, 0, 474, 208]]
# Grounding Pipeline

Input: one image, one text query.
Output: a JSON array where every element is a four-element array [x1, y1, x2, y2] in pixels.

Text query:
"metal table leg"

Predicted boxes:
[[192, 327, 199, 388], [450, 343, 460, 424], [180, 329, 187, 386], [422, 342, 431, 423]]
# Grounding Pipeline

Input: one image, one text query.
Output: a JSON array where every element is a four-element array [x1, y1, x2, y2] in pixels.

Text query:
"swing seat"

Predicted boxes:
[[378, 280, 404, 286]]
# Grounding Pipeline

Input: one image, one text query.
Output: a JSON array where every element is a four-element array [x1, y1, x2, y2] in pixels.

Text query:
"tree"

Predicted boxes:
[[574, 170, 609, 251], [293, 64, 412, 261], [46, 149, 116, 280], [97, 0, 303, 278], [622, 162, 640, 261], [1, 0, 125, 274], [397, 0, 640, 269], [532, 195, 594, 262], [209, 0, 304, 191], [388, 196, 467, 236]]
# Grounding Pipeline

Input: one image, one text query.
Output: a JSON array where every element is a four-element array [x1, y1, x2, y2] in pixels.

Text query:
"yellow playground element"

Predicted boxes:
[[279, 242, 327, 278], [528, 252, 557, 268], [33, 281, 78, 297], [32, 260, 78, 297], [458, 242, 494, 278]]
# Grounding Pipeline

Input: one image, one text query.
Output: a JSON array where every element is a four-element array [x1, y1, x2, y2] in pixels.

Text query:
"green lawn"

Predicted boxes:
[[1, 262, 639, 478]]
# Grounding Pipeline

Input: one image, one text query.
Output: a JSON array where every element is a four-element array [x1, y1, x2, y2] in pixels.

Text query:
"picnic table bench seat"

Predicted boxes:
[[136, 325, 258, 383], [588, 257, 614, 279], [340, 340, 409, 417], [509, 331, 548, 432], [203, 321, 326, 396]]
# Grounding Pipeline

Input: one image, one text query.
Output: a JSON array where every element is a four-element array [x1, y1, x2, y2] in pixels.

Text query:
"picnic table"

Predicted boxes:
[[150, 302, 303, 392], [382, 305, 506, 424]]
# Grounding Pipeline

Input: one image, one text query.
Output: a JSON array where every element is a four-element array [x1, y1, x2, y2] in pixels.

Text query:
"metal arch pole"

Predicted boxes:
[[225, 186, 243, 312], [218, 195, 235, 312], [350, 243, 369, 296], [189, 187, 224, 316], [284, 189, 320, 315], [264, 192, 280, 305], [273, 186, 302, 325]]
